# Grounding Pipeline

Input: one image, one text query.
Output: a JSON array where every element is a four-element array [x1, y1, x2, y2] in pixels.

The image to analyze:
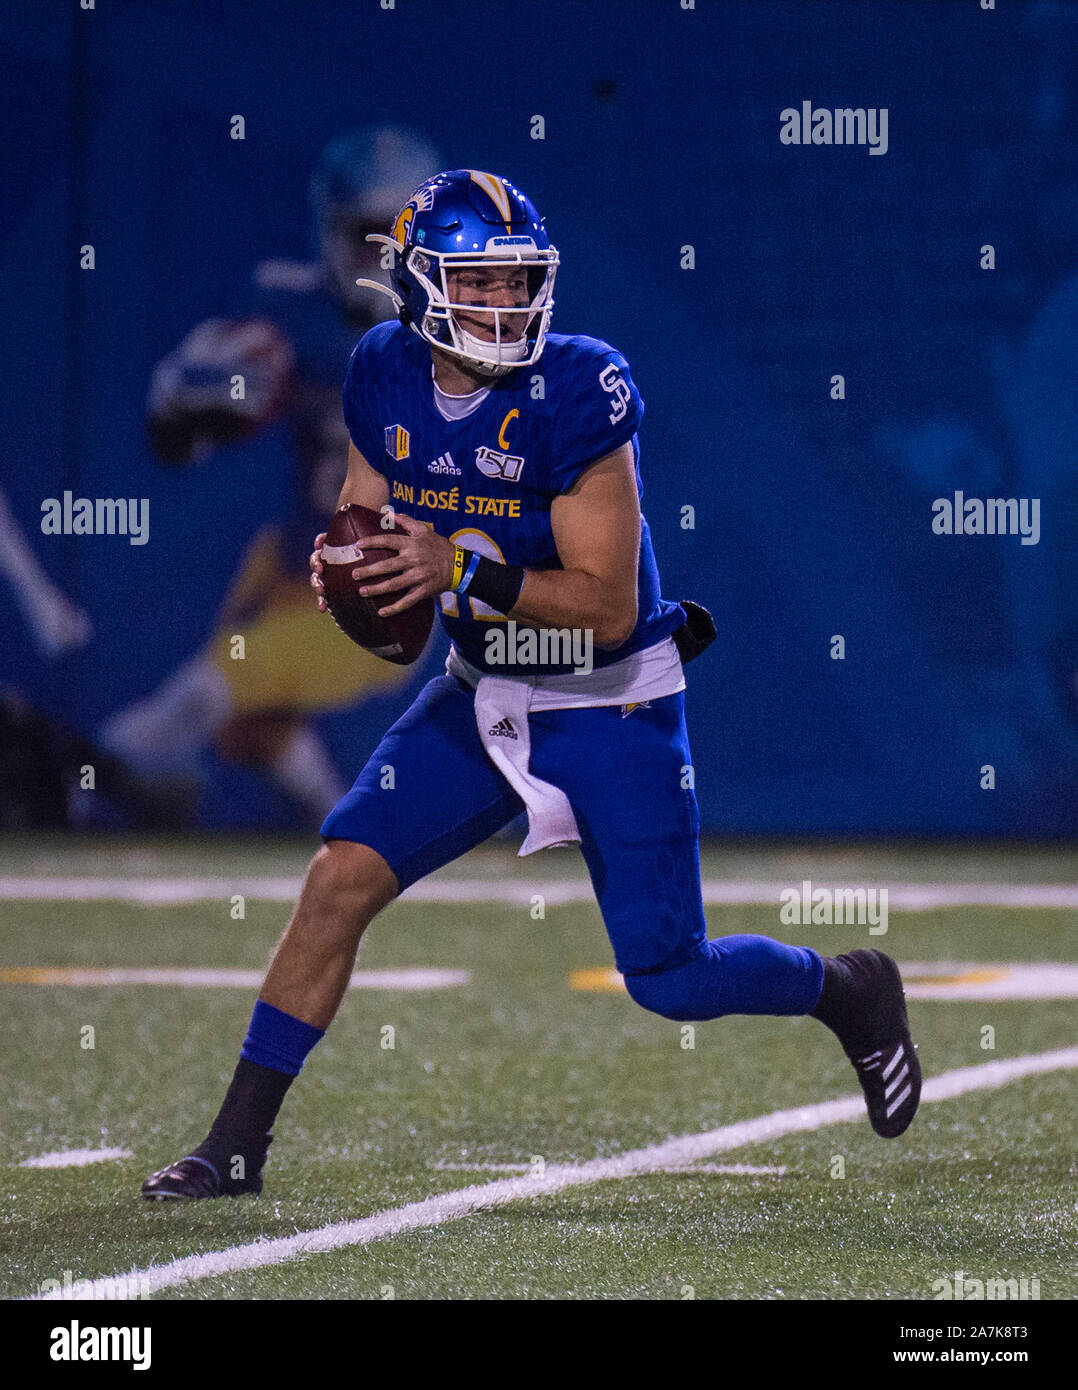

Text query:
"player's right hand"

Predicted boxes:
[[310, 533, 327, 612]]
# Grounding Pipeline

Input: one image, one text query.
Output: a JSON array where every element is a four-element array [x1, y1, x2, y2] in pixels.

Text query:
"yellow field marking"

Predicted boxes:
[[903, 967, 1009, 987], [569, 968, 625, 993]]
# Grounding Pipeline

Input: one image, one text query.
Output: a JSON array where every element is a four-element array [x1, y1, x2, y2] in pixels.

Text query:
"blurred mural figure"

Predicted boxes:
[[100, 127, 439, 824], [0, 487, 94, 829], [991, 267, 1078, 825], [0, 487, 93, 661], [0, 489, 179, 829]]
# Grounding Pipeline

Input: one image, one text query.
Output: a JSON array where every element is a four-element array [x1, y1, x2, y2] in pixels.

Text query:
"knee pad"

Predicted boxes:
[[623, 956, 706, 1023]]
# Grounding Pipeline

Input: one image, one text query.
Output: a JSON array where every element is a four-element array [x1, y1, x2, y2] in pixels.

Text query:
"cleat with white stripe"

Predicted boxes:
[[815, 950, 922, 1138], [850, 954, 921, 1136]]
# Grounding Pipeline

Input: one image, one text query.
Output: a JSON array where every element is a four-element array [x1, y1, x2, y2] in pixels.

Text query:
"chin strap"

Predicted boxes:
[[456, 324, 528, 373]]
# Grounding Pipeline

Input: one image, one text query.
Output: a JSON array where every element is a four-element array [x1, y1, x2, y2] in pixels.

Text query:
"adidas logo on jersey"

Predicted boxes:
[[428, 452, 461, 475], [488, 718, 518, 740]]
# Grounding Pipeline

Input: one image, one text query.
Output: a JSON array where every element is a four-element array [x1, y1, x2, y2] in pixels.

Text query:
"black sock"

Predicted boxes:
[[201, 1057, 296, 1155]]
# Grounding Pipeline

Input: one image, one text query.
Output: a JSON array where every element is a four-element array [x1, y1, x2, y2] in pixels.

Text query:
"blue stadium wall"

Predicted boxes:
[[3, 0, 1078, 836]]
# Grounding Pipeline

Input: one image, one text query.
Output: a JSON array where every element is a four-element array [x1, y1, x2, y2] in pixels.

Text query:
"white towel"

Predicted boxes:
[[472, 675, 581, 855]]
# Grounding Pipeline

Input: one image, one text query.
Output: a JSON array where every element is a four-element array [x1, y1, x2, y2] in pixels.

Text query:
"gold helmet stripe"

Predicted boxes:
[[467, 170, 513, 233]]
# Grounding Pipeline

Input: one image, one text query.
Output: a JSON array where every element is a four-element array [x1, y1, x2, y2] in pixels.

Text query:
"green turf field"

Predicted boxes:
[[1, 836, 1076, 1300]]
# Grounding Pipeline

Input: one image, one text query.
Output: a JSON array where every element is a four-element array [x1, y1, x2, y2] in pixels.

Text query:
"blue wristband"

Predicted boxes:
[[456, 550, 482, 594]]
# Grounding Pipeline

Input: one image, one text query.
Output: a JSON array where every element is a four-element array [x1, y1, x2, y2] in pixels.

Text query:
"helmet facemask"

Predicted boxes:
[[407, 245, 558, 378]]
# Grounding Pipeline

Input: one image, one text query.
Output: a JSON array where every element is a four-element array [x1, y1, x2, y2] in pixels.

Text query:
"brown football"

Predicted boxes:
[[321, 503, 435, 665]]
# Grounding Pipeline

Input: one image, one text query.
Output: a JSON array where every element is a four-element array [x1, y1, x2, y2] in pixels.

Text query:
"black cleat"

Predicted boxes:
[[812, 949, 922, 1138], [141, 1139, 267, 1200]]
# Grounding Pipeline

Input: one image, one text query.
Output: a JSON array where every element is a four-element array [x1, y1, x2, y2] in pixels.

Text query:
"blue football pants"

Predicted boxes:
[[322, 674, 823, 1020]]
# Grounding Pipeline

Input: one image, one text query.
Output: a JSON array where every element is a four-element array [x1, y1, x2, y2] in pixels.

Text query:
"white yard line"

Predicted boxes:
[[3, 875, 1078, 909], [28, 1045, 1078, 1301], [19, 1148, 133, 1169], [901, 962, 1078, 1000], [0, 877, 303, 904], [0, 967, 467, 991]]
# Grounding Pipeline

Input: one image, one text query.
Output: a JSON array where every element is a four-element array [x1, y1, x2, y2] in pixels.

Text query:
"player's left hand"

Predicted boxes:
[[354, 512, 457, 617]]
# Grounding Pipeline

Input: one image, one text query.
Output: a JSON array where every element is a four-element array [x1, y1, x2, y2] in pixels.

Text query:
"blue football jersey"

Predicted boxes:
[[342, 320, 684, 674]]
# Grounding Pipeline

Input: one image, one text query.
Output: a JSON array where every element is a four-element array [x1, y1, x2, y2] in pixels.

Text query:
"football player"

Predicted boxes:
[[100, 127, 438, 824], [143, 170, 920, 1199]]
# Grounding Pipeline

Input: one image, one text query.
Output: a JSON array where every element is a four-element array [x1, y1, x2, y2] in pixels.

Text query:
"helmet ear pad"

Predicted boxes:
[[391, 259, 426, 331]]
